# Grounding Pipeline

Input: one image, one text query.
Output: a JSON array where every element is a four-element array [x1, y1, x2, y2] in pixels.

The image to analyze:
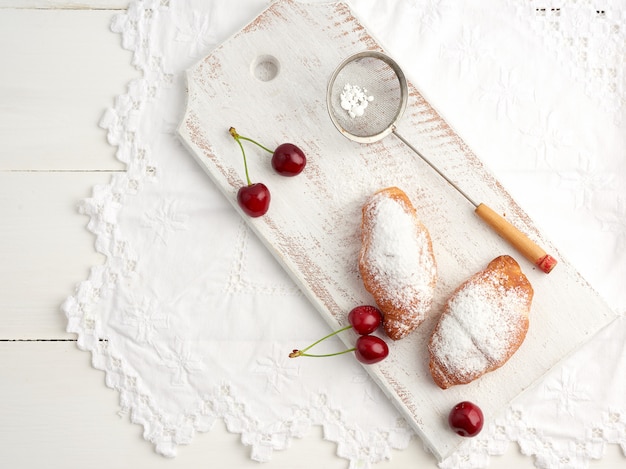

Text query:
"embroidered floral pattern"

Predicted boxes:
[[142, 199, 189, 244], [544, 370, 592, 417], [514, 0, 626, 124], [440, 25, 494, 79], [158, 338, 204, 386], [123, 294, 169, 344], [252, 345, 300, 393], [175, 9, 217, 58]]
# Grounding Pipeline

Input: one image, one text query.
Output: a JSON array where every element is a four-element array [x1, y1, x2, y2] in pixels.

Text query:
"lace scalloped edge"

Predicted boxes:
[[441, 405, 626, 469], [60, 1, 626, 467]]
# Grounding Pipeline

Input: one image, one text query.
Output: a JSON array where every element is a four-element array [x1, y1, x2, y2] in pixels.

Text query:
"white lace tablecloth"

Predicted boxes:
[[63, 0, 626, 467]]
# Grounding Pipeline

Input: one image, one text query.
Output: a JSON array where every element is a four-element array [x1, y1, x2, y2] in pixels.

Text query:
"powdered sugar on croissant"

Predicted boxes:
[[359, 187, 437, 340], [428, 255, 533, 389]]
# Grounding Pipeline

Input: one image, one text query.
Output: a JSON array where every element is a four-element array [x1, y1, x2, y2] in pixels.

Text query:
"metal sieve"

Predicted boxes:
[[327, 51, 407, 144], [326, 51, 557, 273]]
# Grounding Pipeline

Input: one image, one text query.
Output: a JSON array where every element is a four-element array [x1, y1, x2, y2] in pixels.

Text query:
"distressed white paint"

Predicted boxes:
[[178, 0, 618, 460]]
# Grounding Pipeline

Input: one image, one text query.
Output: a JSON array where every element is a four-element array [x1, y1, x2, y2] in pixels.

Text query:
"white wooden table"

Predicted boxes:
[[1, 2, 623, 468]]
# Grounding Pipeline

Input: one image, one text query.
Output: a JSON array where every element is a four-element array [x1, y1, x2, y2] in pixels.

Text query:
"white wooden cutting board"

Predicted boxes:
[[177, 0, 618, 461]]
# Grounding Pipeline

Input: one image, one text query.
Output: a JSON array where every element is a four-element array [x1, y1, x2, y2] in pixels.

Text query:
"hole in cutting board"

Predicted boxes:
[[252, 55, 280, 81]]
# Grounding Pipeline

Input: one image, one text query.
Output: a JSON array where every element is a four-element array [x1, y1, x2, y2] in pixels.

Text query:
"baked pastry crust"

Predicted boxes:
[[359, 187, 437, 340], [428, 255, 533, 389]]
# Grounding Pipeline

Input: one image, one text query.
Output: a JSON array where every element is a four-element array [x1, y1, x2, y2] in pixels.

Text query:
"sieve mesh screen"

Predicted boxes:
[[328, 55, 405, 139]]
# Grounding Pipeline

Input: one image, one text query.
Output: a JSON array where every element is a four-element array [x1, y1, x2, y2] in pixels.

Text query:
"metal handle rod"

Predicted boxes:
[[392, 129, 479, 208], [393, 129, 557, 273]]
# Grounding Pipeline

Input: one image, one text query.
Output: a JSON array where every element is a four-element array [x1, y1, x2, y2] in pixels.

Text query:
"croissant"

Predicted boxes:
[[359, 187, 437, 340], [428, 255, 533, 389]]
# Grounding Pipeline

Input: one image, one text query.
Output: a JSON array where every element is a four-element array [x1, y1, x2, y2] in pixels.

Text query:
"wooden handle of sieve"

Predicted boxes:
[[475, 203, 557, 273]]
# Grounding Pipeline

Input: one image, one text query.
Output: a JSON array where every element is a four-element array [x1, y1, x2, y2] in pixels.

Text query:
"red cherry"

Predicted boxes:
[[289, 306, 388, 365], [448, 401, 484, 437], [271, 143, 306, 176], [354, 335, 389, 364], [237, 183, 270, 217], [348, 305, 383, 335]]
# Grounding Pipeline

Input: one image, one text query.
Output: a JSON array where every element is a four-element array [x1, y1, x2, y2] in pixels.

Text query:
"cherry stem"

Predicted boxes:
[[291, 348, 356, 358], [237, 135, 273, 155], [289, 325, 352, 358], [229, 127, 253, 186], [228, 126, 274, 183]]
